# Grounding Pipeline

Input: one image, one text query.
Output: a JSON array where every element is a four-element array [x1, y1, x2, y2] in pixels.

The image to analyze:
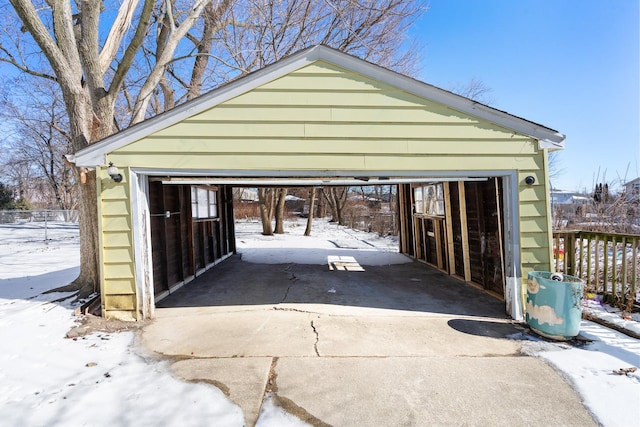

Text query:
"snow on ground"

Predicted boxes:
[[235, 218, 408, 266], [1, 219, 639, 426], [0, 222, 244, 427]]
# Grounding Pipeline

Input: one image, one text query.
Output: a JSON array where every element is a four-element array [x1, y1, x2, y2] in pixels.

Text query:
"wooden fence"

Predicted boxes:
[[552, 230, 639, 305]]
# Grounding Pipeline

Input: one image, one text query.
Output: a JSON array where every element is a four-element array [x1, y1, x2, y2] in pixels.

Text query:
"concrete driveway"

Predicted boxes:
[[140, 256, 596, 426]]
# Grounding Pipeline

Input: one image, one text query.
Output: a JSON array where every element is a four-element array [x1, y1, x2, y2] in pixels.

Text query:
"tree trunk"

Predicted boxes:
[[74, 171, 101, 296], [323, 187, 348, 225], [334, 187, 349, 225], [258, 188, 273, 235], [304, 187, 316, 236], [274, 188, 287, 234]]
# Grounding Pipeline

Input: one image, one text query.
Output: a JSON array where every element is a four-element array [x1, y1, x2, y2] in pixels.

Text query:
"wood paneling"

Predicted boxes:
[[149, 183, 235, 296]]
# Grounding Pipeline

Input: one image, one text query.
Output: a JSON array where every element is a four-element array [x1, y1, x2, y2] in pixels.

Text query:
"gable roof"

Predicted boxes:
[[72, 45, 565, 167]]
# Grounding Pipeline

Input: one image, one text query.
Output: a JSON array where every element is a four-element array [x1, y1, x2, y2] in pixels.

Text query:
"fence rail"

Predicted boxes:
[[0, 210, 78, 224], [553, 230, 639, 305]]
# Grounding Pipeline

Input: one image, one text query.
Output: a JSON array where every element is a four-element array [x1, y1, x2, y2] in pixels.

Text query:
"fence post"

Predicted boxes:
[[44, 210, 48, 244], [565, 232, 576, 276]]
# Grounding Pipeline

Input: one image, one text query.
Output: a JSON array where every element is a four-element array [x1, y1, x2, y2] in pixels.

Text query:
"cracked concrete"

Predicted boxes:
[[310, 320, 320, 357], [140, 256, 597, 426]]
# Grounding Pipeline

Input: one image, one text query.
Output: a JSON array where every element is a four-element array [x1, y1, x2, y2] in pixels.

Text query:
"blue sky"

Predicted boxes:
[[410, 0, 639, 192]]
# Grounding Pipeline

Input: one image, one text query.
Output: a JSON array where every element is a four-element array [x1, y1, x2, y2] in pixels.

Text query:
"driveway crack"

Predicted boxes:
[[280, 268, 298, 303], [311, 320, 320, 357]]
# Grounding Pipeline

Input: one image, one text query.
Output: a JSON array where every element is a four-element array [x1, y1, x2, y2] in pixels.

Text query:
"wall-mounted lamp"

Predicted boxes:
[[525, 176, 536, 185], [106, 162, 123, 183]]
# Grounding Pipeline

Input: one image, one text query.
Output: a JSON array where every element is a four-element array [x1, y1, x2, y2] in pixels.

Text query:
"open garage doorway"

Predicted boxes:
[[145, 176, 512, 309]]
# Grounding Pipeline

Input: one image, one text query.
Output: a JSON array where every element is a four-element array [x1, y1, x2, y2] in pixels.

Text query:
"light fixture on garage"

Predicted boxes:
[[106, 162, 123, 183], [525, 176, 536, 185]]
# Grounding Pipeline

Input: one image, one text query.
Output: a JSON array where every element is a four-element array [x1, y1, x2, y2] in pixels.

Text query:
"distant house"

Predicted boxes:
[[550, 190, 590, 206], [233, 188, 259, 202], [624, 178, 640, 200]]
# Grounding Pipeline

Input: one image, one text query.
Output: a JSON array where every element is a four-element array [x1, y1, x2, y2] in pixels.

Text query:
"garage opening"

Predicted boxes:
[[146, 176, 508, 305]]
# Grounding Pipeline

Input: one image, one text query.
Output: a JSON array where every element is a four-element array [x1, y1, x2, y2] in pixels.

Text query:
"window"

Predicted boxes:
[[191, 186, 218, 219], [414, 183, 444, 216]]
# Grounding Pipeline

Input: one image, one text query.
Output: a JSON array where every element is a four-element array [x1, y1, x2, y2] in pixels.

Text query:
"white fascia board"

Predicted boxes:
[[132, 167, 511, 179]]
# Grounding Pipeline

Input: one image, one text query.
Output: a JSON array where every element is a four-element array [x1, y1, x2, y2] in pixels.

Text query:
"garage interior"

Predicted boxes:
[[148, 176, 506, 304]]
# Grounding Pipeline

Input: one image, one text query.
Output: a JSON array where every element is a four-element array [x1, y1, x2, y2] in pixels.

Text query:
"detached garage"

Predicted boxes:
[[70, 45, 565, 321]]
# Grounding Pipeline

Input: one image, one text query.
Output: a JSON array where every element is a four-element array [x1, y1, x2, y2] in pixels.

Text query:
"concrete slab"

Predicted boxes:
[[141, 309, 318, 357], [274, 357, 597, 427], [140, 257, 597, 426], [171, 358, 272, 427], [314, 315, 521, 357]]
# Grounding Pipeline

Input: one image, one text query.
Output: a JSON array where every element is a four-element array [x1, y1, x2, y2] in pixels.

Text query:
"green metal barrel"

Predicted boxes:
[[525, 271, 584, 340]]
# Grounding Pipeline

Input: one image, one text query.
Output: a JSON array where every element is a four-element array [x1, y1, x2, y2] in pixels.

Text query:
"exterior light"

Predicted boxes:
[[525, 176, 535, 185], [107, 162, 123, 183]]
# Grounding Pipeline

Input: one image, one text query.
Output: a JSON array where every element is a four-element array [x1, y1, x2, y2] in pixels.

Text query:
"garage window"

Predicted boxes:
[[191, 187, 218, 219], [414, 184, 444, 216]]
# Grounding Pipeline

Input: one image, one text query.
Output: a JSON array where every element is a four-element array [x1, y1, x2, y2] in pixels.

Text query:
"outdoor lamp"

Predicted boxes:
[[107, 162, 123, 183], [525, 176, 535, 185]]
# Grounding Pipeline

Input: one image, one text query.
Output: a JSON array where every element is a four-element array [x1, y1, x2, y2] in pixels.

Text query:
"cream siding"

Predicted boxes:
[[99, 60, 553, 319], [99, 166, 137, 320]]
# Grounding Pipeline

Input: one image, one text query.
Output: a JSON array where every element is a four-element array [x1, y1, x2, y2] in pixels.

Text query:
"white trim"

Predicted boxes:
[[502, 173, 524, 321], [74, 45, 564, 167], [161, 177, 489, 186], [130, 171, 155, 319], [133, 167, 512, 179]]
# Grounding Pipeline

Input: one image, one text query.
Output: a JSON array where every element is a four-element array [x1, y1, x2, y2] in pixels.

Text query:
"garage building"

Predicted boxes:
[[70, 45, 565, 321]]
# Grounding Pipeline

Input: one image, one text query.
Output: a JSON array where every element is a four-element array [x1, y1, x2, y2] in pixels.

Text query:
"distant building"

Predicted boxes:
[[624, 177, 640, 200], [550, 190, 590, 206], [233, 188, 258, 202]]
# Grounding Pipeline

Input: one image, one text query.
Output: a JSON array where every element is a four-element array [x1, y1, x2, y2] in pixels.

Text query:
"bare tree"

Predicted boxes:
[[3, 0, 216, 296], [257, 188, 274, 235], [274, 188, 287, 234], [304, 187, 316, 236], [0, 78, 76, 210], [450, 78, 495, 105], [3, 0, 425, 297], [323, 187, 349, 225]]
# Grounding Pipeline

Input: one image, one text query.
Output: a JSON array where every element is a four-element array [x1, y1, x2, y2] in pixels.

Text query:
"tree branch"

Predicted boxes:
[[109, 0, 155, 99], [130, 0, 211, 124], [0, 52, 57, 82], [99, 0, 141, 74], [8, 0, 81, 93]]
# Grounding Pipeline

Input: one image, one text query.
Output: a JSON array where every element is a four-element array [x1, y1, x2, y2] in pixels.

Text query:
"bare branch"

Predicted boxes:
[[8, 0, 81, 92], [109, 0, 155, 99], [130, 0, 211, 124], [99, 0, 141, 74]]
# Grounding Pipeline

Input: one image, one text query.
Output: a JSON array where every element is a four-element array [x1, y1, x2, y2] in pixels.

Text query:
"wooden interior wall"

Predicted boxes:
[[464, 182, 485, 285], [397, 184, 415, 257], [149, 182, 192, 295], [448, 182, 465, 278], [149, 182, 235, 297], [399, 179, 505, 298], [463, 179, 505, 296]]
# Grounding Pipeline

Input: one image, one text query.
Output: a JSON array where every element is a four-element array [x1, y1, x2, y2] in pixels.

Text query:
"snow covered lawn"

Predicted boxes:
[[0, 219, 639, 426]]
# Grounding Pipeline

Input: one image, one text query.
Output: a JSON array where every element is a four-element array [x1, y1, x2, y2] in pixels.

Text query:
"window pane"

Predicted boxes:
[[209, 190, 218, 217], [197, 188, 208, 218], [191, 187, 198, 218], [414, 187, 423, 214]]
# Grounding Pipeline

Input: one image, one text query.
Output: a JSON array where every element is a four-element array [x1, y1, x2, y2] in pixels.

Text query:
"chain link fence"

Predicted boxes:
[[0, 210, 78, 224], [0, 210, 79, 243]]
